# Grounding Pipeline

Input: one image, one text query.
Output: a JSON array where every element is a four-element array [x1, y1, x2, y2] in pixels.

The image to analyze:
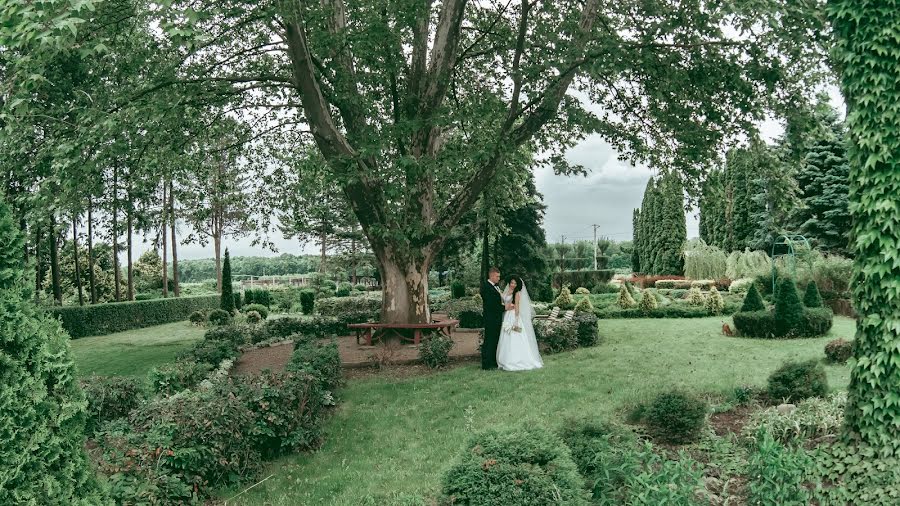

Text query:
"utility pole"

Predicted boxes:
[[591, 225, 601, 270]]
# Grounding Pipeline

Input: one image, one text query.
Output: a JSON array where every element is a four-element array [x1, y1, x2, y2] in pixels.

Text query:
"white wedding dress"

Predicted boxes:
[[497, 285, 543, 371]]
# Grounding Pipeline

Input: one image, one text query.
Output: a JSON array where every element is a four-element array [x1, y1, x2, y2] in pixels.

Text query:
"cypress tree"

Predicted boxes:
[[0, 199, 106, 504], [655, 173, 686, 275], [803, 281, 823, 308], [741, 283, 766, 312], [774, 278, 804, 337], [631, 208, 641, 272], [221, 248, 235, 313]]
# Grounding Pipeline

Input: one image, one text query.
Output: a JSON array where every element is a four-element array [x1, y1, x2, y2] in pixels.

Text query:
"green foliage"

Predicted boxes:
[[741, 283, 766, 312], [79, 375, 144, 436], [0, 198, 106, 505], [245, 310, 262, 324], [189, 309, 208, 325], [441, 426, 587, 506], [450, 281, 466, 299], [591, 283, 619, 294], [49, 295, 220, 338], [147, 361, 212, 396], [204, 325, 248, 347], [686, 286, 705, 306], [575, 287, 590, 295], [774, 278, 804, 337], [244, 288, 273, 307], [746, 428, 812, 506], [336, 282, 352, 297], [803, 281, 823, 308], [725, 249, 773, 280], [419, 334, 454, 369], [244, 303, 269, 319], [811, 441, 900, 505], [233, 292, 243, 310], [178, 339, 239, 369], [743, 392, 846, 445], [573, 296, 594, 314], [642, 390, 707, 444], [287, 339, 342, 393], [638, 288, 659, 313], [616, 284, 637, 309], [316, 294, 381, 317], [299, 289, 315, 314], [767, 360, 828, 402], [221, 249, 235, 313], [445, 298, 484, 329], [797, 307, 834, 337], [597, 302, 741, 320], [728, 277, 756, 294], [682, 239, 728, 280], [551, 271, 615, 291], [732, 310, 777, 338], [228, 371, 325, 458], [207, 308, 231, 326], [573, 313, 600, 347], [825, 338, 853, 364], [636, 173, 687, 275], [534, 319, 579, 353], [705, 286, 725, 315], [553, 285, 576, 310]]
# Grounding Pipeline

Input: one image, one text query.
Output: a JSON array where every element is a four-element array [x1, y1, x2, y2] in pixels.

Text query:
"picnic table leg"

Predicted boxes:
[[414, 329, 422, 345], [366, 328, 373, 346]]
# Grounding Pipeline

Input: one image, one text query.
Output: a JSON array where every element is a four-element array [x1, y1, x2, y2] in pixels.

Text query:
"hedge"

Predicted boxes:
[[551, 270, 615, 290], [50, 295, 220, 338], [594, 301, 741, 319], [732, 307, 834, 338]]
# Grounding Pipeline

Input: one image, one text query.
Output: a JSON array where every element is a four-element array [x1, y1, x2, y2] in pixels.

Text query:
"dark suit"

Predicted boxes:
[[480, 280, 505, 369]]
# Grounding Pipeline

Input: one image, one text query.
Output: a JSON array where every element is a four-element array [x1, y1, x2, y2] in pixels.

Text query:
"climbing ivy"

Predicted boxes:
[[829, 0, 900, 449]]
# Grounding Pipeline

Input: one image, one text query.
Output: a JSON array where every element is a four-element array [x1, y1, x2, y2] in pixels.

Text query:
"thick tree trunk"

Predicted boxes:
[[214, 234, 222, 292], [112, 165, 121, 301], [376, 250, 430, 325], [161, 183, 169, 298], [169, 180, 180, 297], [86, 203, 97, 303], [126, 202, 134, 301], [49, 217, 62, 305], [72, 218, 85, 306]]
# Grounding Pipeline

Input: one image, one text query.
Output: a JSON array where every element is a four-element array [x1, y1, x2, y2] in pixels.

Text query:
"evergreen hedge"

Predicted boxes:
[[49, 295, 220, 338], [221, 249, 235, 313], [551, 270, 615, 290]]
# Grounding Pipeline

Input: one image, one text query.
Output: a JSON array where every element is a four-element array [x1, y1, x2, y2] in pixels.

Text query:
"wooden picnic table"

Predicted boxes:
[[347, 319, 460, 346]]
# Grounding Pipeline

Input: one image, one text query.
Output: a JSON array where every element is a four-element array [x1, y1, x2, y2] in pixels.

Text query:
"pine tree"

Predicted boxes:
[[0, 199, 106, 504], [655, 173, 686, 275], [741, 283, 766, 312], [631, 208, 641, 272], [699, 171, 727, 249], [220, 248, 235, 313], [803, 281, 823, 308], [774, 278, 804, 337]]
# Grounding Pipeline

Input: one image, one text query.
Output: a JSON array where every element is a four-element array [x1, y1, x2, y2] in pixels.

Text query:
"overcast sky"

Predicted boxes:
[[136, 88, 843, 261]]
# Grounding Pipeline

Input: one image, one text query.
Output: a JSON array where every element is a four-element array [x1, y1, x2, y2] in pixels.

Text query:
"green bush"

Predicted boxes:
[[244, 303, 269, 319], [741, 282, 766, 312], [336, 282, 353, 297], [798, 307, 834, 337], [178, 338, 240, 368], [596, 303, 740, 319], [705, 286, 725, 314], [573, 296, 594, 314], [147, 361, 212, 396], [227, 370, 325, 458], [553, 285, 576, 310], [79, 375, 144, 436], [221, 249, 235, 313], [244, 288, 273, 307], [441, 426, 587, 506], [687, 286, 705, 306], [534, 319, 579, 353], [575, 286, 590, 295], [616, 283, 637, 308], [825, 338, 853, 364], [49, 294, 220, 338], [774, 278, 804, 337], [300, 289, 315, 314], [245, 310, 262, 324], [732, 311, 777, 338], [743, 393, 846, 445], [573, 312, 600, 347], [591, 283, 619, 294], [354, 283, 367, 292], [189, 309, 208, 326], [642, 390, 707, 444], [316, 294, 381, 317], [445, 298, 483, 329], [638, 288, 659, 312], [767, 360, 828, 402], [287, 338, 342, 392], [208, 308, 231, 326], [233, 292, 242, 310], [420, 334, 454, 368], [551, 270, 615, 290], [96, 389, 260, 503], [204, 324, 248, 346], [803, 281, 823, 308], [746, 428, 812, 505]]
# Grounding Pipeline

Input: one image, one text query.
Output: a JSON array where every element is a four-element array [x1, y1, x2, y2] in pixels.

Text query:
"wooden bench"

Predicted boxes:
[[347, 319, 460, 346]]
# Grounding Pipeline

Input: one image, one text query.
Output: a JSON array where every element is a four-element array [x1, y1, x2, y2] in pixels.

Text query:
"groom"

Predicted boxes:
[[481, 267, 513, 370]]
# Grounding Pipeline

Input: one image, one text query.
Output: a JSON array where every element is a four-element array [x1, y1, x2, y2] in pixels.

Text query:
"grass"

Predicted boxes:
[[224, 316, 855, 505], [70, 321, 204, 377]]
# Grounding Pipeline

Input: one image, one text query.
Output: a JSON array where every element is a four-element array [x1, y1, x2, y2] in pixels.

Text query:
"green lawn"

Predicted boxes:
[[71, 322, 204, 377], [224, 316, 856, 505]]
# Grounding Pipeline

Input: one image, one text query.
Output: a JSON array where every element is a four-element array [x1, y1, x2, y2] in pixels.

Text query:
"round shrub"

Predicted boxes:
[[208, 308, 231, 326], [441, 426, 587, 506], [803, 281, 823, 308], [244, 303, 269, 319], [354, 283, 367, 292], [797, 307, 834, 337], [190, 309, 208, 326], [204, 324, 247, 346], [419, 334, 454, 368], [825, 338, 853, 364], [336, 282, 353, 297], [575, 287, 590, 295], [741, 283, 766, 312], [179, 339, 240, 368], [534, 319, 579, 353], [245, 310, 262, 324], [322, 279, 337, 291], [767, 360, 828, 402], [299, 289, 315, 315], [774, 278, 804, 337], [643, 390, 707, 444]]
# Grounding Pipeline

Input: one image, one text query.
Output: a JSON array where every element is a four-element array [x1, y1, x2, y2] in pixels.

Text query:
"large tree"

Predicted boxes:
[[495, 174, 550, 301], [828, 0, 900, 448], [142, 0, 828, 323]]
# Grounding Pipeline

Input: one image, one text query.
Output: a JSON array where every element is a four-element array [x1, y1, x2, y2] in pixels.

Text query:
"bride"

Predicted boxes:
[[497, 276, 543, 371]]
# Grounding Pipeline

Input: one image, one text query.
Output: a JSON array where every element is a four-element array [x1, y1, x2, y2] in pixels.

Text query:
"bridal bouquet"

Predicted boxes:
[[504, 319, 523, 333]]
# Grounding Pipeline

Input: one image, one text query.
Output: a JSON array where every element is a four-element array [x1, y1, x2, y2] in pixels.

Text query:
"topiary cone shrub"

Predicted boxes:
[[774, 278, 804, 337], [221, 248, 235, 313], [0, 198, 107, 504], [574, 295, 594, 314], [803, 281, 823, 308], [705, 286, 725, 315], [741, 283, 766, 312], [638, 288, 659, 313], [442, 426, 588, 505], [616, 284, 637, 309], [554, 284, 575, 310]]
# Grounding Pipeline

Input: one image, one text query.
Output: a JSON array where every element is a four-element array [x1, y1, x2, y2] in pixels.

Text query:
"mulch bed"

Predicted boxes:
[[708, 405, 755, 437], [231, 329, 482, 377]]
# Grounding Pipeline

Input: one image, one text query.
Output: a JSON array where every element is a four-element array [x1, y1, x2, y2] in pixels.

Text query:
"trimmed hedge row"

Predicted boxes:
[[732, 307, 834, 338], [594, 301, 741, 319], [551, 270, 616, 290], [50, 295, 220, 338]]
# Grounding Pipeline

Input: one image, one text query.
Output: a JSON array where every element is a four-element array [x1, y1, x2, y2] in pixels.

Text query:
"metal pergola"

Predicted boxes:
[[770, 234, 813, 292]]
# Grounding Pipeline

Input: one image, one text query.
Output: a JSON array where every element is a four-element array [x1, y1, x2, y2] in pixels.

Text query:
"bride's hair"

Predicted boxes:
[[507, 275, 524, 297]]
